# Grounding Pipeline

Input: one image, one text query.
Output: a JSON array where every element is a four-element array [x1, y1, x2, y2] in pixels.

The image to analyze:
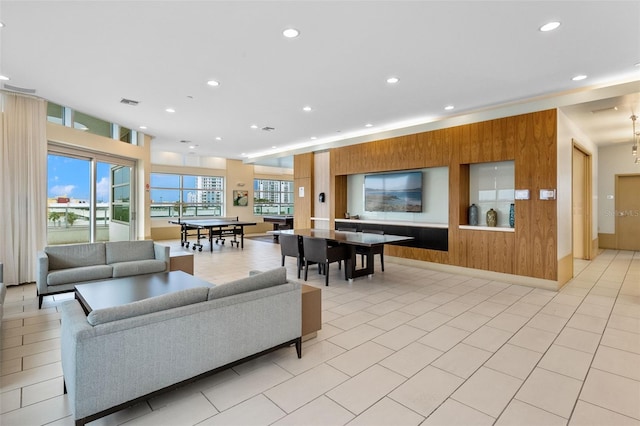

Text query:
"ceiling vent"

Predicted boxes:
[[179, 140, 190, 144], [120, 98, 139, 106], [262, 126, 275, 132], [3, 83, 36, 94]]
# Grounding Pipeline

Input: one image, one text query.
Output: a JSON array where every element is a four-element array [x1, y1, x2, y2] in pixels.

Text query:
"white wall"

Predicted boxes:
[[598, 144, 639, 234], [556, 110, 599, 259]]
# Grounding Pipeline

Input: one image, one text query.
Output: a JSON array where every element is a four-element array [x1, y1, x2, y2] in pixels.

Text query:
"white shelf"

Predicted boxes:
[[459, 225, 514, 232]]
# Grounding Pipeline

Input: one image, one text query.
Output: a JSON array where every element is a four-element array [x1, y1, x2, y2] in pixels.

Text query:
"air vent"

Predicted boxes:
[[3, 84, 36, 94], [179, 140, 190, 144], [591, 106, 618, 114], [120, 98, 139, 106], [262, 126, 275, 132]]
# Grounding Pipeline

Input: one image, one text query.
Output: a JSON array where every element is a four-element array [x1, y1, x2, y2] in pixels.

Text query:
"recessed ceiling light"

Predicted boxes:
[[0, 75, 9, 81], [207, 80, 220, 87], [539, 21, 561, 32], [572, 75, 587, 81], [250, 124, 258, 129], [139, 125, 147, 130], [303, 106, 312, 112], [189, 145, 196, 149], [0, 22, 5, 28], [215, 136, 222, 141], [166, 108, 175, 113], [271, 146, 277, 149], [444, 105, 455, 110], [365, 123, 373, 128], [283, 28, 299, 38], [386, 77, 399, 84], [310, 136, 317, 140]]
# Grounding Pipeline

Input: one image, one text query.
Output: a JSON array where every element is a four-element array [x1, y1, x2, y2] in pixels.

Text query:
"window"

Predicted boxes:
[[46, 102, 65, 125], [73, 111, 111, 137], [111, 166, 131, 223], [46, 101, 139, 145], [253, 179, 294, 215], [150, 173, 224, 218]]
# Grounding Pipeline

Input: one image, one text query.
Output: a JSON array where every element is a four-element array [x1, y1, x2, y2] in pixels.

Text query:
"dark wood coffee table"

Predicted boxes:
[[74, 271, 213, 314]]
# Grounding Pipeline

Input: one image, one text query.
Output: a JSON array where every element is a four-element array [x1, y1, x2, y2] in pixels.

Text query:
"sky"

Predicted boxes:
[[47, 154, 111, 202]]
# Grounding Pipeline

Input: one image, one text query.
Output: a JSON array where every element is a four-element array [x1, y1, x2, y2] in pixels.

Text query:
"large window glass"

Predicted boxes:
[[150, 173, 224, 217], [47, 152, 135, 245], [253, 179, 294, 215]]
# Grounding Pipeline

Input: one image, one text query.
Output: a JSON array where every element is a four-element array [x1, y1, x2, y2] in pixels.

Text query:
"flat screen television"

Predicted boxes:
[[364, 171, 422, 212]]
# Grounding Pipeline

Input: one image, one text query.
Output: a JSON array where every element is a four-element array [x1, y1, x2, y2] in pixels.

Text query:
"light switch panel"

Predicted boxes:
[[514, 189, 530, 200], [539, 189, 556, 200]]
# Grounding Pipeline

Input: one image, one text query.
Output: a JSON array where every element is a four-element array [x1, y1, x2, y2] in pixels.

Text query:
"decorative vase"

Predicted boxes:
[[509, 203, 515, 228], [468, 204, 479, 226], [486, 208, 497, 227]]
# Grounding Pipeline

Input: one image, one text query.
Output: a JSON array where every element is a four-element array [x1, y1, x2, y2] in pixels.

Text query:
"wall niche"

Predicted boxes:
[[466, 160, 515, 228]]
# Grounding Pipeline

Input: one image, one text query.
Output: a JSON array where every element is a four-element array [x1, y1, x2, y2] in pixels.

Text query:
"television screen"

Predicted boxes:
[[364, 171, 422, 212]]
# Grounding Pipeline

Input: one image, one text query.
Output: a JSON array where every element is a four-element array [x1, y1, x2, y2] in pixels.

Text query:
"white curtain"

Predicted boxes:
[[0, 92, 47, 285]]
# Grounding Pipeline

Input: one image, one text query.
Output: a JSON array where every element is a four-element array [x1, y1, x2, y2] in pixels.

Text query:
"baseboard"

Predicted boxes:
[[387, 256, 559, 291]]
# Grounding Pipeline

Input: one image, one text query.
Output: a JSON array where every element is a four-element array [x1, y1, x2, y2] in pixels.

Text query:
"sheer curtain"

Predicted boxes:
[[0, 92, 47, 285]]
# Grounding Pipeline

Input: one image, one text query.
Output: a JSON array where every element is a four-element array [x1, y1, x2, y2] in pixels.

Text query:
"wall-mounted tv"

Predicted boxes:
[[364, 171, 422, 212]]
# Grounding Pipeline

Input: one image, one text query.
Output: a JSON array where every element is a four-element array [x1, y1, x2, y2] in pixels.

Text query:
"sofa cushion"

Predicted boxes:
[[87, 286, 210, 326], [208, 267, 287, 300], [105, 241, 156, 265], [47, 265, 113, 286], [45, 243, 106, 270], [111, 260, 167, 278]]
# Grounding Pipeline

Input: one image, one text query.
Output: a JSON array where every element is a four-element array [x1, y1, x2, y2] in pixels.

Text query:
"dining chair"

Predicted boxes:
[[357, 229, 385, 271], [279, 233, 303, 278], [302, 236, 351, 286]]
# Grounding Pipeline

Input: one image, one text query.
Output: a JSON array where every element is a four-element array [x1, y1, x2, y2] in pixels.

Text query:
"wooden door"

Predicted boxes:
[[572, 144, 592, 259], [615, 174, 640, 251]]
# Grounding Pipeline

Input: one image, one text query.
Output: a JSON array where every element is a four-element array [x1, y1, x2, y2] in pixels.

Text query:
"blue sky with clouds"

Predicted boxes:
[[47, 155, 111, 202]]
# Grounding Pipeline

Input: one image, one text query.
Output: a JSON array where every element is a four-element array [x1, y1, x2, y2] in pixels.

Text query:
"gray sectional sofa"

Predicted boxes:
[[37, 241, 169, 308], [60, 267, 302, 426]]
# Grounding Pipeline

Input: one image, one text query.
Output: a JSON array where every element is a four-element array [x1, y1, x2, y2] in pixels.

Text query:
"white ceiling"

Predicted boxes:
[[2, 1, 640, 168]]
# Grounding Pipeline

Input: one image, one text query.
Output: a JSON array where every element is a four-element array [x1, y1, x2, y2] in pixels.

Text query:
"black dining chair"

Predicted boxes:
[[279, 233, 303, 278], [357, 229, 385, 271], [302, 236, 351, 286]]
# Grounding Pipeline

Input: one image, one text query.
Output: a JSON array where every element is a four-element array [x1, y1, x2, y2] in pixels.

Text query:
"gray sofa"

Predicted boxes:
[[60, 267, 301, 426], [37, 241, 169, 308]]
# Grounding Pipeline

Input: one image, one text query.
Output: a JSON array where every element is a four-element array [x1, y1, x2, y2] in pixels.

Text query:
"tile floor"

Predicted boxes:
[[1, 240, 639, 426]]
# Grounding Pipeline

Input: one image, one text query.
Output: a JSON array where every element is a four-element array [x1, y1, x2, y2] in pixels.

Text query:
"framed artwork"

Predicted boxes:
[[233, 190, 249, 206]]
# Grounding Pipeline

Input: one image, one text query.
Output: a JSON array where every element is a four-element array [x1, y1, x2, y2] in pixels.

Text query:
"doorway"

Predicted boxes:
[[47, 149, 135, 245], [572, 143, 592, 260], [615, 174, 640, 251]]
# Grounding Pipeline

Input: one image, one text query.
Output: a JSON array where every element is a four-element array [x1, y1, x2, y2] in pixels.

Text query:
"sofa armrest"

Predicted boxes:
[[154, 243, 170, 271], [36, 251, 49, 295]]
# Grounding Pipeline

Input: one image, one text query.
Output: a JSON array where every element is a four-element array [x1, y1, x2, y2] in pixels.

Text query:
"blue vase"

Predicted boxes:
[[509, 203, 515, 228], [468, 204, 478, 226]]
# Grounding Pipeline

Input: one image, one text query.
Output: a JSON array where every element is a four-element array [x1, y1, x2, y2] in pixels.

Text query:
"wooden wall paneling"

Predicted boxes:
[[294, 153, 314, 229], [514, 110, 557, 280], [488, 232, 515, 274], [294, 152, 313, 179], [332, 174, 348, 225], [328, 109, 558, 282]]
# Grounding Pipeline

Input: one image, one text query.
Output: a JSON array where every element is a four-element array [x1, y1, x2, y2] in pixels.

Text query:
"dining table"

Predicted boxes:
[[279, 228, 414, 279]]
